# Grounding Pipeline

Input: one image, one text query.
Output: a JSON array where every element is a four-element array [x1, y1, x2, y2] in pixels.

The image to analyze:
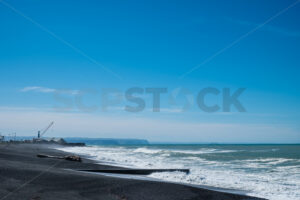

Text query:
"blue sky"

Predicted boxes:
[[0, 0, 299, 143]]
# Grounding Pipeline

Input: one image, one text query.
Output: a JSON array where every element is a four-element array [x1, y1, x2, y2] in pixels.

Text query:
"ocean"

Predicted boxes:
[[58, 144, 300, 200]]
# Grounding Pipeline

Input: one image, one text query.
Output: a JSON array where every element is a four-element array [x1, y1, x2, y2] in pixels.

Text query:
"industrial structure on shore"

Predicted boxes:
[[0, 121, 85, 146]]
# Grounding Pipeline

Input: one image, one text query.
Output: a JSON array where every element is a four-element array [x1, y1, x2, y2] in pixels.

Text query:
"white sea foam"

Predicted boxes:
[[133, 148, 163, 154], [57, 145, 300, 200], [131, 147, 239, 155]]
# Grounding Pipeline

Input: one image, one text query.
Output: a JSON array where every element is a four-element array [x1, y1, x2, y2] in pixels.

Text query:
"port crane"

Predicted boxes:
[[38, 122, 54, 138]]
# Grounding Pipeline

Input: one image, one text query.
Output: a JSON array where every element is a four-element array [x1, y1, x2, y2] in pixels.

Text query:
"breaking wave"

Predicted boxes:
[[57, 145, 300, 200]]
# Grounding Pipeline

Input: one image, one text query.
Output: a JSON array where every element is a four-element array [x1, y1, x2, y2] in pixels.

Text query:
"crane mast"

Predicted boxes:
[[38, 122, 54, 138]]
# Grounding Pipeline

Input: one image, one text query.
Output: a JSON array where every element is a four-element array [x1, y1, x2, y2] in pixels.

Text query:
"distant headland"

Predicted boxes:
[[0, 136, 149, 146]]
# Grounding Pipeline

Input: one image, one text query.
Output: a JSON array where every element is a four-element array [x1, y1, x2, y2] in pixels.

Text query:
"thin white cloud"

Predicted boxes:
[[21, 86, 56, 93], [226, 18, 300, 37], [20, 86, 79, 95]]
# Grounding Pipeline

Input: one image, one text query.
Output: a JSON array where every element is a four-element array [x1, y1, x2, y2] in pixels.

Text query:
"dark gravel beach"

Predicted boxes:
[[0, 144, 264, 200]]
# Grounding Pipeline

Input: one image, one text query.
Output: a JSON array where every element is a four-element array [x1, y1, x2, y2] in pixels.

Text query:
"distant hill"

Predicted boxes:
[[1, 136, 149, 145], [64, 137, 149, 145]]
